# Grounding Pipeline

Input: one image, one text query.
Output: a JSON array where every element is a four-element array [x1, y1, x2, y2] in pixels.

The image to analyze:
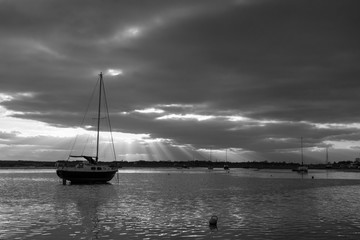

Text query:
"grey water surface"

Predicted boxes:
[[1, 168, 360, 239]]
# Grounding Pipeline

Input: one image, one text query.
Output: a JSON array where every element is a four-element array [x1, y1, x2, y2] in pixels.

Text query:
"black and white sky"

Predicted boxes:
[[1, 0, 360, 163]]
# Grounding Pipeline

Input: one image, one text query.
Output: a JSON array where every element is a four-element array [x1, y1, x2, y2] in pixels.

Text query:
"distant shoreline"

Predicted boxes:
[[1, 160, 359, 171]]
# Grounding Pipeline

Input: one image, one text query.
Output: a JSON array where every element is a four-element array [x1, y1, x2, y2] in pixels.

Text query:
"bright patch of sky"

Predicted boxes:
[[111, 132, 151, 144], [0, 92, 35, 103], [107, 68, 123, 76], [313, 122, 360, 129], [108, 26, 143, 44], [0, 112, 82, 138], [157, 114, 214, 121], [324, 140, 360, 150], [0, 93, 156, 142], [226, 115, 250, 121], [0, 93, 13, 102], [125, 27, 141, 37], [158, 103, 195, 108], [134, 108, 165, 114]]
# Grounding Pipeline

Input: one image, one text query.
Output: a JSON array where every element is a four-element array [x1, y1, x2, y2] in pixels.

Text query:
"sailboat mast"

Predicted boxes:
[[96, 72, 103, 163], [326, 147, 329, 164], [301, 137, 304, 165]]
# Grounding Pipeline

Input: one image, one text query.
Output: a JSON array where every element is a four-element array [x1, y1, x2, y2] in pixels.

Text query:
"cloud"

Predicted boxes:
[[0, 0, 360, 162]]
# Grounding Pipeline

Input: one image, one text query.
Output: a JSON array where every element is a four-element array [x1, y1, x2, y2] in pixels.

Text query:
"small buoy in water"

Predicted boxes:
[[312, 176, 314, 179], [209, 215, 218, 226]]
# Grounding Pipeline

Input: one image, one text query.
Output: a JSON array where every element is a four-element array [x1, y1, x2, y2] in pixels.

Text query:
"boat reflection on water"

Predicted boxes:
[[54, 183, 118, 239]]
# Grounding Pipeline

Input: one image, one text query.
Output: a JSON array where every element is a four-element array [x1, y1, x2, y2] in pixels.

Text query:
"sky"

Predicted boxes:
[[0, 0, 360, 163]]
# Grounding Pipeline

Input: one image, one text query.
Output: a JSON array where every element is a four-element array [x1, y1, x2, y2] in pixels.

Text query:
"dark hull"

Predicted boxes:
[[56, 169, 117, 184]]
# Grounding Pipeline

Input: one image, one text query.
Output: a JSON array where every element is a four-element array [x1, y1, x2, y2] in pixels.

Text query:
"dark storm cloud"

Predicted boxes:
[[1, 0, 360, 161]]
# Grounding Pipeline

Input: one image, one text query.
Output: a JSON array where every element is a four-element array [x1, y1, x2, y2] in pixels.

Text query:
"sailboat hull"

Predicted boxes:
[[57, 168, 117, 184]]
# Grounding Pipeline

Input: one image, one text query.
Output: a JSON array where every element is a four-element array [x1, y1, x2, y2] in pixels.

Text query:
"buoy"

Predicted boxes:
[[209, 215, 218, 226]]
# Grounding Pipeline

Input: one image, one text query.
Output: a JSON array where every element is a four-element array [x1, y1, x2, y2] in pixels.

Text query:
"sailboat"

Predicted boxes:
[[325, 147, 332, 169], [208, 147, 214, 170], [293, 137, 308, 173], [56, 72, 118, 184], [223, 149, 230, 171]]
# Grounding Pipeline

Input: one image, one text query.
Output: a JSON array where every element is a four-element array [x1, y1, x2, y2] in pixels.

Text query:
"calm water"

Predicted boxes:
[[1, 168, 360, 240]]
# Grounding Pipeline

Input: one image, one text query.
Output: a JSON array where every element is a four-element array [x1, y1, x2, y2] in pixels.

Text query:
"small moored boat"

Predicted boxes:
[[292, 137, 308, 173]]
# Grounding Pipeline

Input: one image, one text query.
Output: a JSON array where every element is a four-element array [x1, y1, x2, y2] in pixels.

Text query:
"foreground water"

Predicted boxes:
[[1, 168, 360, 239]]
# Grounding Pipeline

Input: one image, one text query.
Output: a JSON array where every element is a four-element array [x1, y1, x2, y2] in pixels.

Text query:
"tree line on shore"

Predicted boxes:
[[1, 159, 359, 170]]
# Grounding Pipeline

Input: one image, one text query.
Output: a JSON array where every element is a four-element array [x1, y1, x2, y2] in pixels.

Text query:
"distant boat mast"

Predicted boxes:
[[301, 137, 304, 166], [326, 146, 329, 164]]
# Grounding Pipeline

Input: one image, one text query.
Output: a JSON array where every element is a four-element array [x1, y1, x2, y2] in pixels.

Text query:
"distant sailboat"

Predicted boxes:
[[223, 149, 230, 171], [56, 72, 118, 184], [293, 137, 308, 173], [325, 147, 332, 169], [208, 147, 213, 170]]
